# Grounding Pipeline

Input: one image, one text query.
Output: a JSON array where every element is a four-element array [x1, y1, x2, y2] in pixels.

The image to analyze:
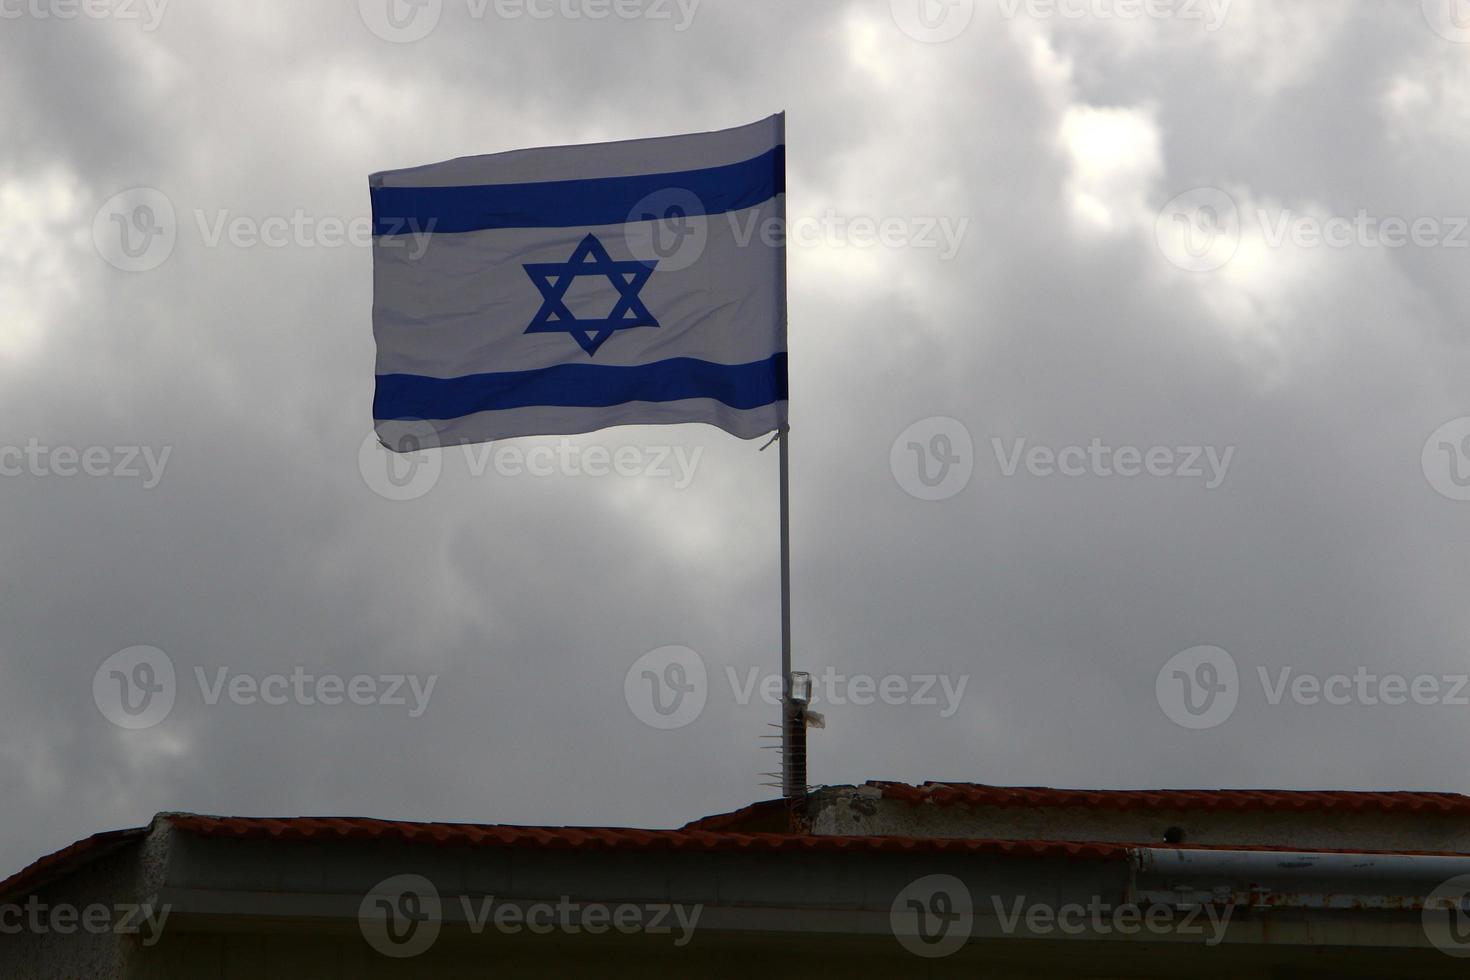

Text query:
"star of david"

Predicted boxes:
[[522, 233, 659, 356]]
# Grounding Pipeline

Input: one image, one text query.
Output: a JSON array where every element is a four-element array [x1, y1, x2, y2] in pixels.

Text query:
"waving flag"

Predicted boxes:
[[370, 114, 788, 450]]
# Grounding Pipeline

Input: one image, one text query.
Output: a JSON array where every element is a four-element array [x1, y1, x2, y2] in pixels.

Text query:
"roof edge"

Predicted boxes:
[[861, 781, 1470, 815], [0, 823, 152, 905]]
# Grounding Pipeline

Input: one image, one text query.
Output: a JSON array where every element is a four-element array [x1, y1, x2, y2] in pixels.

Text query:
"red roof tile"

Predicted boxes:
[[11, 783, 1470, 903], [679, 797, 791, 832], [0, 825, 149, 904], [868, 781, 1470, 814], [162, 813, 1132, 860]]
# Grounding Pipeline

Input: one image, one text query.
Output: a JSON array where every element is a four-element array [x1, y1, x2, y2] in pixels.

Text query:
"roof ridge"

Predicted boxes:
[[862, 781, 1470, 813]]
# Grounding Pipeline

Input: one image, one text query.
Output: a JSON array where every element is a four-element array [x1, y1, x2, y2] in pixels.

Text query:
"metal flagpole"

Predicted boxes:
[[772, 111, 805, 802], [779, 425, 791, 693], [778, 424, 807, 800], [759, 424, 802, 800]]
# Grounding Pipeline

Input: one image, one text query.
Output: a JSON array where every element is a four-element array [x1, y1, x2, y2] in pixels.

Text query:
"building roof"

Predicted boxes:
[[165, 811, 1133, 860], [9, 780, 1470, 903], [867, 781, 1470, 815], [0, 825, 150, 908]]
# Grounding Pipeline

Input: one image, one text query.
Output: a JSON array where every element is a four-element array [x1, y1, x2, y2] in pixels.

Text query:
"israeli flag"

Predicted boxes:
[[370, 114, 788, 450]]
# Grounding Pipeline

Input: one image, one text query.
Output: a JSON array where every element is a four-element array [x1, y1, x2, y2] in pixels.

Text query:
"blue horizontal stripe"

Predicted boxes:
[[372, 147, 784, 236], [375, 354, 788, 420]]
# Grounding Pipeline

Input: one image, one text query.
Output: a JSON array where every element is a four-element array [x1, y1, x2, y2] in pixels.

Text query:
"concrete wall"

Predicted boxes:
[[0, 820, 171, 980]]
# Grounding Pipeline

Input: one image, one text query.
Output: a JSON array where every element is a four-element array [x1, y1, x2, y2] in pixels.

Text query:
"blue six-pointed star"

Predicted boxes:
[[522, 234, 659, 356]]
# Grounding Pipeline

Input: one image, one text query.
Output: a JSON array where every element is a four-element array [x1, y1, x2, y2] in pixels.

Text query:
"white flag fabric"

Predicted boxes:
[[370, 114, 787, 451]]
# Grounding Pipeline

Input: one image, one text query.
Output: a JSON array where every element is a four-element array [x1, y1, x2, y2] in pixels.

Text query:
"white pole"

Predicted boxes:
[[775, 112, 800, 799], [780, 425, 801, 798], [779, 425, 791, 687]]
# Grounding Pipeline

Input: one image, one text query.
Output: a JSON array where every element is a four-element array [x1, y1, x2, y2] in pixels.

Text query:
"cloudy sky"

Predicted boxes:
[[3, 0, 1470, 878]]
